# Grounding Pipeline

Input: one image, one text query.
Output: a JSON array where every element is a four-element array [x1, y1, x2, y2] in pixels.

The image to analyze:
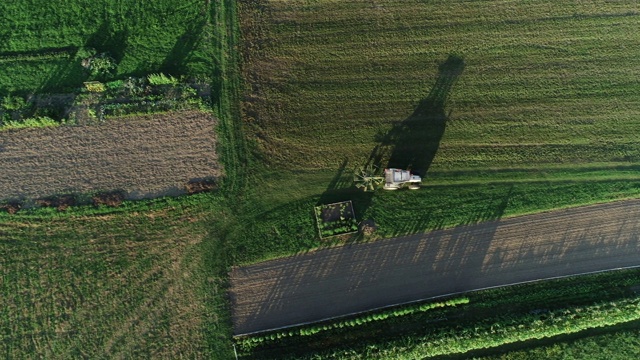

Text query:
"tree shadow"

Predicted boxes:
[[85, 22, 129, 64], [160, 19, 206, 76], [316, 55, 465, 230], [368, 54, 465, 176]]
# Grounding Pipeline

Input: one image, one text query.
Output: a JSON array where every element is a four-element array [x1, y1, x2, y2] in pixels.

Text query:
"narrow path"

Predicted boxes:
[[229, 199, 640, 335]]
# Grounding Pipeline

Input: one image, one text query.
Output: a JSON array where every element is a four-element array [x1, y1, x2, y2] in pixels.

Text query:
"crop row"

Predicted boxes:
[[236, 297, 469, 351]]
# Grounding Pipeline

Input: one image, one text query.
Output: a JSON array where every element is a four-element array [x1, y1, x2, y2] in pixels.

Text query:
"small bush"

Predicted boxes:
[[36, 194, 76, 211], [185, 178, 218, 194], [85, 52, 117, 78], [0, 201, 21, 214], [92, 191, 125, 207], [84, 81, 106, 93]]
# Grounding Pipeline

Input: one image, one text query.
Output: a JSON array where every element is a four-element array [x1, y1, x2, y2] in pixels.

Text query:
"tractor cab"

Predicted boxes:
[[383, 168, 421, 190]]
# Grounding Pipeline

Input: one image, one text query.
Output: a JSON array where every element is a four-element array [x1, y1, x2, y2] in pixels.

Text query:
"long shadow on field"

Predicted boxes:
[[160, 19, 206, 76], [314, 55, 465, 237], [229, 185, 516, 343], [367, 54, 465, 176], [85, 21, 129, 65]]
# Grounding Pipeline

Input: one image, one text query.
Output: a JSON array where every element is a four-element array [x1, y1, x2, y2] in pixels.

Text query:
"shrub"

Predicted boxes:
[[36, 194, 76, 211], [185, 178, 218, 194], [0, 201, 21, 214], [84, 81, 106, 93], [1, 95, 26, 111], [92, 191, 125, 207], [85, 52, 117, 78]]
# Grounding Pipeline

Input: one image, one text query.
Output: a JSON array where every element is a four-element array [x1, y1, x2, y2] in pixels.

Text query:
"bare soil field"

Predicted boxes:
[[0, 110, 221, 202], [230, 199, 640, 335]]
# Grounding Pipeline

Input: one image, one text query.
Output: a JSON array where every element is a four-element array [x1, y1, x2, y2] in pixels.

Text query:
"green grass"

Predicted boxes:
[[1, 0, 242, 358], [475, 321, 640, 360], [242, 0, 640, 170], [234, 0, 640, 257], [0, 0, 215, 95], [0, 193, 234, 358]]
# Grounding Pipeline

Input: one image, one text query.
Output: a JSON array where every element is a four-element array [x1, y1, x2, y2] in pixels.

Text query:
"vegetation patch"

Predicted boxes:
[[235, 297, 469, 352], [314, 201, 358, 238], [186, 178, 219, 195], [36, 194, 77, 211], [92, 190, 126, 208], [0, 193, 232, 359], [0, 0, 215, 96]]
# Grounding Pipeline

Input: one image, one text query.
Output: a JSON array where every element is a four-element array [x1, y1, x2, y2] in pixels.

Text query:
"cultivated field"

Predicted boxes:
[[230, 199, 640, 335], [0, 195, 230, 358], [0, 110, 221, 202], [242, 0, 640, 172]]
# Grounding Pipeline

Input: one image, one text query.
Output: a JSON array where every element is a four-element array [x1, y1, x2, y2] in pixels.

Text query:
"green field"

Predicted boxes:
[[238, 0, 640, 261], [0, 195, 234, 358], [0, 0, 215, 95], [4, 0, 640, 359], [242, 0, 640, 172], [476, 321, 640, 360]]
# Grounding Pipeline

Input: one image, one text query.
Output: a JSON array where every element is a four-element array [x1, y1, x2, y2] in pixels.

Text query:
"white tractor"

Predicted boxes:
[[383, 168, 421, 190], [354, 166, 421, 191]]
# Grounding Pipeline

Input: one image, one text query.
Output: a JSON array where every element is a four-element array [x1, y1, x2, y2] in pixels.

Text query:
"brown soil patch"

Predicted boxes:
[[230, 199, 640, 335], [0, 110, 221, 202]]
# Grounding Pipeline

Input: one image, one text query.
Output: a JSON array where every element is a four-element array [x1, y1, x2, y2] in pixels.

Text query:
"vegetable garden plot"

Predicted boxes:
[[314, 201, 358, 238], [0, 110, 221, 203]]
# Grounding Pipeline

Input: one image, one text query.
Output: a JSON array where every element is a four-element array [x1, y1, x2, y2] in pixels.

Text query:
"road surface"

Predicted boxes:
[[229, 199, 640, 335]]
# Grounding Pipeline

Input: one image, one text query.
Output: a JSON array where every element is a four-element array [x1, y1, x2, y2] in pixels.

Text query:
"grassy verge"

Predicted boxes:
[[230, 175, 640, 265]]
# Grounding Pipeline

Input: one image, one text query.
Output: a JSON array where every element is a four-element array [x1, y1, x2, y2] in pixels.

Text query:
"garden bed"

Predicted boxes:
[[314, 200, 358, 238]]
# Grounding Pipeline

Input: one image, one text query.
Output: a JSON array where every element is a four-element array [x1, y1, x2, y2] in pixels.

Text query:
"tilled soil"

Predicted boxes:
[[230, 199, 640, 335], [0, 110, 221, 201]]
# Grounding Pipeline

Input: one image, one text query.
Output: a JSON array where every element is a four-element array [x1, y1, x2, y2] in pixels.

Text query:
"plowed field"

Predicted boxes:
[[230, 199, 640, 335], [0, 110, 221, 201]]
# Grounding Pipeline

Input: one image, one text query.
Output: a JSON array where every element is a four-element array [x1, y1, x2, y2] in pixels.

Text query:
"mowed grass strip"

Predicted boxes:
[[241, 0, 640, 170], [0, 110, 221, 202]]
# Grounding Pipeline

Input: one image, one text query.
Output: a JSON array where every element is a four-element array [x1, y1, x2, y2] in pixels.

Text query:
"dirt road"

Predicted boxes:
[[0, 111, 220, 201], [230, 199, 640, 335]]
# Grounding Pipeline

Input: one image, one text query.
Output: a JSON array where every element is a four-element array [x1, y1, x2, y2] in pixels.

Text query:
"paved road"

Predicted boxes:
[[229, 199, 640, 335]]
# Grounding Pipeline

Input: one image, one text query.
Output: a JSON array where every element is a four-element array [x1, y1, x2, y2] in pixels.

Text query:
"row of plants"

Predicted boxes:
[[0, 47, 75, 63], [363, 296, 640, 360], [0, 179, 218, 214], [235, 297, 470, 351], [0, 116, 59, 131], [0, 73, 210, 128], [73, 75, 209, 122]]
